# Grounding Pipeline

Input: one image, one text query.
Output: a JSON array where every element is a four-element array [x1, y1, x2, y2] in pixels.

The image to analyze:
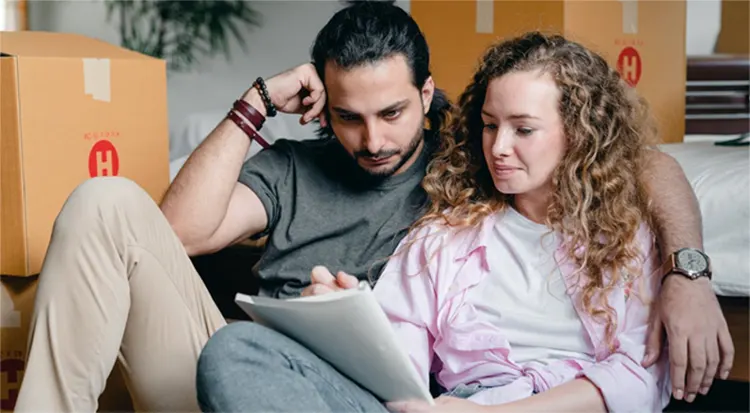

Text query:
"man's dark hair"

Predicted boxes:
[[311, 0, 452, 139]]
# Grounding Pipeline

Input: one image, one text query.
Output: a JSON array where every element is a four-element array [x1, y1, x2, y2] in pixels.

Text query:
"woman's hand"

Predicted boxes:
[[299, 266, 359, 297]]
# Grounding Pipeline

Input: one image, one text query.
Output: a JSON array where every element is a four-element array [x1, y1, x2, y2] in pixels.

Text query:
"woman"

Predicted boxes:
[[377, 32, 671, 412]]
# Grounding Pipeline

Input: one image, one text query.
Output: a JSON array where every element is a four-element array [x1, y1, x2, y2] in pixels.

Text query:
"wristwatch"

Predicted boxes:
[[661, 247, 712, 281]]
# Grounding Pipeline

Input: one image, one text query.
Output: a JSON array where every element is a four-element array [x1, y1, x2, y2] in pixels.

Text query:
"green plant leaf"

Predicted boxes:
[[106, 0, 263, 72]]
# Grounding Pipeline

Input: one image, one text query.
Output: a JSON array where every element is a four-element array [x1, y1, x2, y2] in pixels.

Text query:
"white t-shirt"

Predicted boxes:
[[466, 207, 595, 366]]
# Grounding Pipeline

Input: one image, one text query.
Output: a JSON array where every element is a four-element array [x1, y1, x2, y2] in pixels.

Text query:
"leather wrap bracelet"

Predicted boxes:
[[233, 99, 265, 130], [226, 110, 270, 149]]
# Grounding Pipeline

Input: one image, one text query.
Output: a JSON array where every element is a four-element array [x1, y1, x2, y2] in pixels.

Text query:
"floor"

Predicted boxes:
[[666, 379, 749, 412]]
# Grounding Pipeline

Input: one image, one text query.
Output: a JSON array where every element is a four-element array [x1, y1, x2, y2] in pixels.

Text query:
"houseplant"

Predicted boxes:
[[105, 0, 262, 72]]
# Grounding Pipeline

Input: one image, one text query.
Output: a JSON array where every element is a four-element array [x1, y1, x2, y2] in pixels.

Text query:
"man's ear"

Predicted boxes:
[[421, 76, 435, 114]]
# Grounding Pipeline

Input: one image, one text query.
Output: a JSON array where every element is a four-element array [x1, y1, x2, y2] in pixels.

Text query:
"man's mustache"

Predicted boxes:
[[354, 149, 399, 159]]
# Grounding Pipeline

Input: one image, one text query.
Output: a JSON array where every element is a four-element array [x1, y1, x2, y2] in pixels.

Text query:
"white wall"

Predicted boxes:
[[686, 0, 722, 55]]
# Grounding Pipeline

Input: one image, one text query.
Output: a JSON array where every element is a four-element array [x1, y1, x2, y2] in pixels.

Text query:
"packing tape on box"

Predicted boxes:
[[621, 0, 639, 34], [475, 0, 494, 34], [83, 58, 111, 103], [0, 283, 21, 329]]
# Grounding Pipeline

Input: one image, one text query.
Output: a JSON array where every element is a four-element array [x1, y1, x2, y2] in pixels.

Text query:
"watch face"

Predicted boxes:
[[676, 249, 708, 274]]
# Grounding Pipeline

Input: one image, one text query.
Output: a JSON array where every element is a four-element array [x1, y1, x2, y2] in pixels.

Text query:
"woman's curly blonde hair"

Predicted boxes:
[[415, 32, 658, 344]]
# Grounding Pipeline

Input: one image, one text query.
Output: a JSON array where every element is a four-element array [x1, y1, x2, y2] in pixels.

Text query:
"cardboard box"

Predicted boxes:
[[0, 277, 35, 412], [715, 0, 749, 55], [0, 277, 134, 412], [0, 31, 170, 277], [412, 0, 687, 143]]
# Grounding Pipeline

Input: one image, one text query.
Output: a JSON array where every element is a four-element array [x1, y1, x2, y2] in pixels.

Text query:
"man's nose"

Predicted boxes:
[[363, 120, 385, 154]]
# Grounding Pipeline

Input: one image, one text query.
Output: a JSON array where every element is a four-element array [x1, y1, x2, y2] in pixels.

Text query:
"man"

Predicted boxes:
[[16, 2, 733, 412]]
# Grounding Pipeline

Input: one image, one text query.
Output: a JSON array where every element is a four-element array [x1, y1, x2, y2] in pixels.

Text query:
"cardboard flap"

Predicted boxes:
[[0, 31, 156, 60]]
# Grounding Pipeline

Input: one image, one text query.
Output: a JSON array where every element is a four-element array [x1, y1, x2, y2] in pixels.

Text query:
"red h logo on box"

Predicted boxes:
[[88, 140, 120, 177], [617, 46, 642, 87], [1, 358, 24, 410]]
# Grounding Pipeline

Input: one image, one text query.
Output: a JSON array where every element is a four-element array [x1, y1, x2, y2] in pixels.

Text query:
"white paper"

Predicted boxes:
[[235, 282, 434, 404]]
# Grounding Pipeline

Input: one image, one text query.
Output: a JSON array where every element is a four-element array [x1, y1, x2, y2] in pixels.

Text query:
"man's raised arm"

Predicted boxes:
[[160, 87, 269, 256], [160, 63, 327, 256]]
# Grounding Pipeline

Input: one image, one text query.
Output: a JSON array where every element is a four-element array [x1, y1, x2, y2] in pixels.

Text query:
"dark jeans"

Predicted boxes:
[[196, 321, 391, 412]]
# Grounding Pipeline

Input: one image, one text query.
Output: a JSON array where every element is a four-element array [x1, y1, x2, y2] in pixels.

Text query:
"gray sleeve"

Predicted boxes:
[[237, 140, 293, 238]]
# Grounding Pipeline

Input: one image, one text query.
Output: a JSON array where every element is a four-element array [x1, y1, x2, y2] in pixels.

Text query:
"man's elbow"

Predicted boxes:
[[160, 206, 207, 256]]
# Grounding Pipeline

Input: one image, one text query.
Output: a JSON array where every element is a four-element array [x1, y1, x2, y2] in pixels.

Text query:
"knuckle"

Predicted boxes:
[[689, 364, 706, 374]]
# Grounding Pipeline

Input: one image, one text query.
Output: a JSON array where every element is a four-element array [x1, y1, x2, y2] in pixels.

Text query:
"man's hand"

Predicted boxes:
[[642, 276, 734, 402], [300, 266, 359, 297], [387, 396, 490, 413], [243, 63, 328, 126]]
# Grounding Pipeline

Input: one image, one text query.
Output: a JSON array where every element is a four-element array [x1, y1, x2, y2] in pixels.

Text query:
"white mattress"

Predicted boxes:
[[659, 141, 750, 296]]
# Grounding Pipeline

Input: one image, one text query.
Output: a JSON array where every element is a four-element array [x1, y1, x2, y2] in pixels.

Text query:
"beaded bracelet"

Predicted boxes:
[[252, 77, 278, 117]]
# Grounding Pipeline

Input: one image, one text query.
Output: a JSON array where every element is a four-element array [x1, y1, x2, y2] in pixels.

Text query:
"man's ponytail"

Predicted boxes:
[[426, 87, 453, 133]]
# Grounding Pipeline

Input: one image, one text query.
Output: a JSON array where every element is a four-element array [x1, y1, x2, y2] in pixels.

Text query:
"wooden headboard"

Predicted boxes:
[[685, 55, 750, 135]]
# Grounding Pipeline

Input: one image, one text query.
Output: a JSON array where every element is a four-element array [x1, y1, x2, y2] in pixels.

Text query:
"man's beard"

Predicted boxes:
[[353, 119, 424, 179]]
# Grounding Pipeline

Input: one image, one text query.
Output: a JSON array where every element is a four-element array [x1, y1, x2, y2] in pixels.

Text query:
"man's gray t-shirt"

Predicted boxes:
[[238, 135, 431, 298]]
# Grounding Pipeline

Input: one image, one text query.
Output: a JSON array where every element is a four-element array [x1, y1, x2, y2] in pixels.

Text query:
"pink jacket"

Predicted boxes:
[[373, 212, 671, 412]]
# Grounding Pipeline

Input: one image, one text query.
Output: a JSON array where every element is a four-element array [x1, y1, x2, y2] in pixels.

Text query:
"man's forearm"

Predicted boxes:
[[643, 150, 704, 260], [160, 89, 266, 247]]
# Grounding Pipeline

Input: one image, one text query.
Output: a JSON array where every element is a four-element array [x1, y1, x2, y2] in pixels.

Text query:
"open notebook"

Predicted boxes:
[[234, 282, 434, 404]]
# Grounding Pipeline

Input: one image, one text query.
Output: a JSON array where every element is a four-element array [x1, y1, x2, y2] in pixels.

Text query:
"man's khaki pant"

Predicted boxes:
[[14, 177, 227, 412]]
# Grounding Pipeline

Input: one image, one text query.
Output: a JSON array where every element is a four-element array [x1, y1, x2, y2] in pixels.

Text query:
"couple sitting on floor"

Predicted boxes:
[[16, 2, 732, 413], [198, 30, 673, 413]]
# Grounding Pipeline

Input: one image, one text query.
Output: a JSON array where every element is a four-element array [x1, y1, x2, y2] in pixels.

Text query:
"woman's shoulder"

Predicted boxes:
[[397, 214, 493, 258]]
